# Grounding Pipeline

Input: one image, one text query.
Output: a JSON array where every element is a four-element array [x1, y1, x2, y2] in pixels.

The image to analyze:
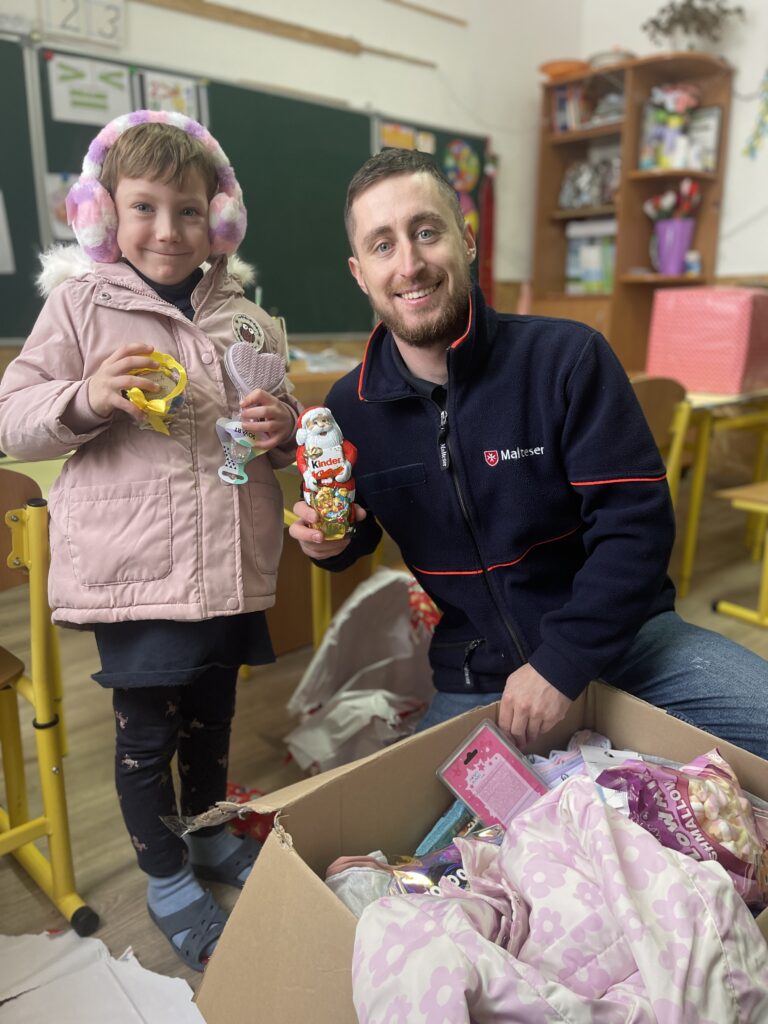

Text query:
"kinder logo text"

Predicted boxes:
[[484, 446, 545, 466]]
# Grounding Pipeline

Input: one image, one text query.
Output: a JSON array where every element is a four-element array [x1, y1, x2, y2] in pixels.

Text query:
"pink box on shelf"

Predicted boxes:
[[645, 287, 768, 394]]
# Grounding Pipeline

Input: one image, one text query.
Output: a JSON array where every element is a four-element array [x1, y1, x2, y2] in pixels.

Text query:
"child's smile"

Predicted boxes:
[[113, 172, 211, 285]]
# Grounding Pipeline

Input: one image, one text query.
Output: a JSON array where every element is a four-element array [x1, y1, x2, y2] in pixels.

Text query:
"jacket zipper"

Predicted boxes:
[[434, 401, 527, 665], [463, 638, 484, 688]]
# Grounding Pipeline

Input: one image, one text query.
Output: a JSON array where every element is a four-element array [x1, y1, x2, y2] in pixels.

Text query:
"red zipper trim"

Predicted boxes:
[[449, 294, 473, 348], [570, 473, 667, 486], [357, 320, 383, 401], [411, 525, 580, 576]]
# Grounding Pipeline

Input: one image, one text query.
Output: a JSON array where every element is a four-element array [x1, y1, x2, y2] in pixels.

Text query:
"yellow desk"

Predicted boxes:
[[677, 389, 768, 598]]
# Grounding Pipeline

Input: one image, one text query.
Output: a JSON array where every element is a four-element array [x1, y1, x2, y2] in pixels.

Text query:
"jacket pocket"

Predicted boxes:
[[245, 479, 284, 575], [357, 463, 426, 494], [66, 478, 172, 586]]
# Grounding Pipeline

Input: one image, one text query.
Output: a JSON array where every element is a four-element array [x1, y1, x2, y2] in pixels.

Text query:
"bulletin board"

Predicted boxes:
[[0, 40, 43, 340]]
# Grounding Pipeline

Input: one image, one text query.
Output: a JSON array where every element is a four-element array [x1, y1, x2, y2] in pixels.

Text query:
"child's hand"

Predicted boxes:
[[88, 343, 159, 420], [239, 389, 295, 449]]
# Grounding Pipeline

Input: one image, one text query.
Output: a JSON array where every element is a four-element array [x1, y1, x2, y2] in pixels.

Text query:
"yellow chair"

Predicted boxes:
[[283, 507, 333, 648], [631, 376, 692, 510], [0, 467, 99, 935], [714, 480, 768, 628]]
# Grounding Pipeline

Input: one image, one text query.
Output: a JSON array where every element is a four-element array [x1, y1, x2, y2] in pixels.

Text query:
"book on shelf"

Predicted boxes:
[[551, 83, 591, 133], [565, 218, 616, 295], [687, 106, 721, 172]]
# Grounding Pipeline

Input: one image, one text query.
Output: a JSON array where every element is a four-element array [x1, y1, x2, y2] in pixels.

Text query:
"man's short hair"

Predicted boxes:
[[344, 148, 464, 250], [100, 122, 219, 200]]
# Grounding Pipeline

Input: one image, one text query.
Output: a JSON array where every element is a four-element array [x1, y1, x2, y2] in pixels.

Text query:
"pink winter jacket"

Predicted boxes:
[[0, 250, 301, 626]]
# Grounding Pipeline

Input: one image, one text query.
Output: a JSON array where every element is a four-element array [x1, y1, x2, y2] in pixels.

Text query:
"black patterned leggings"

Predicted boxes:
[[112, 667, 238, 876]]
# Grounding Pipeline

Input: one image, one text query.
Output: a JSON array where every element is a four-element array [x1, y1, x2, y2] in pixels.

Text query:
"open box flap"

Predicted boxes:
[[589, 681, 768, 796], [197, 822, 358, 1023]]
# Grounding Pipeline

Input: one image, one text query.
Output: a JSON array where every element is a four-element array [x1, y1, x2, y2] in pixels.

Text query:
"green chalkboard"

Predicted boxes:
[[0, 40, 42, 339], [207, 82, 373, 334]]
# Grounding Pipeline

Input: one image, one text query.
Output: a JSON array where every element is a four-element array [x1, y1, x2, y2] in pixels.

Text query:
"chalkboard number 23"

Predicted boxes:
[[41, 0, 125, 46]]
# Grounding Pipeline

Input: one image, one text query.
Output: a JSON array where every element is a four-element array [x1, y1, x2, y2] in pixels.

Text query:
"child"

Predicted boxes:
[[0, 111, 301, 971]]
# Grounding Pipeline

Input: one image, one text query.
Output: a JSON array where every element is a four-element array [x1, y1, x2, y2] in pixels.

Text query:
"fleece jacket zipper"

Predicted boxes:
[[434, 401, 528, 667]]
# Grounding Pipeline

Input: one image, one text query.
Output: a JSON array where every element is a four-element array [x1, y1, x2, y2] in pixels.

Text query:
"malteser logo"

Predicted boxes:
[[484, 446, 545, 466]]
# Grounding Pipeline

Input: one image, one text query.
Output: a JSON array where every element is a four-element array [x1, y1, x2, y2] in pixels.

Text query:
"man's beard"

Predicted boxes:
[[370, 265, 472, 350]]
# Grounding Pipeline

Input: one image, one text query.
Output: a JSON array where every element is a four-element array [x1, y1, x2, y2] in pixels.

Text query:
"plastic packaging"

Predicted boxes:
[[387, 824, 504, 897], [597, 748, 768, 906], [125, 351, 186, 434], [414, 798, 476, 857]]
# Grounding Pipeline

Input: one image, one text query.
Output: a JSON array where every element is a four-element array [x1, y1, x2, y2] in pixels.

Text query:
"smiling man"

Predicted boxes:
[[289, 148, 768, 758]]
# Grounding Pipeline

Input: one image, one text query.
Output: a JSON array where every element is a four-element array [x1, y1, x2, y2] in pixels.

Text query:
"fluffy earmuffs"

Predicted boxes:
[[65, 109, 247, 263]]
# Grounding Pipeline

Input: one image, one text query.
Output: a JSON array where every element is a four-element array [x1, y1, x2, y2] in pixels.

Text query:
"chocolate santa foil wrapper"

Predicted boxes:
[[296, 406, 358, 540]]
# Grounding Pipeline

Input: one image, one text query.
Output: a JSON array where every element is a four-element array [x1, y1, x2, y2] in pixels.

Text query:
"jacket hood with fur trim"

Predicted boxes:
[[36, 243, 256, 297]]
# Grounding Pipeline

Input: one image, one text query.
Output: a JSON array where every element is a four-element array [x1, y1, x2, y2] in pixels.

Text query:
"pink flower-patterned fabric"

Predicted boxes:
[[353, 777, 768, 1022]]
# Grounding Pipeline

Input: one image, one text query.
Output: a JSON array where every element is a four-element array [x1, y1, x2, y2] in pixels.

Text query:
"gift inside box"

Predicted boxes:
[[197, 682, 768, 1024]]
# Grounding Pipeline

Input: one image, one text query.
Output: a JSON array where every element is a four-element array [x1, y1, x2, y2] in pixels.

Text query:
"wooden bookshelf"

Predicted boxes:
[[628, 168, 718, 181], [619, 273, 706, 285], [531, 52, 732, 373], [548, 121, 624, 144], [551, 204, 616, 220]]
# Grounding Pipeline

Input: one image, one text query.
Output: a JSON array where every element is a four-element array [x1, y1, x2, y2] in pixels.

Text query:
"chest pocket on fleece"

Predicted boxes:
[[357, 463, 426, 495], [65, 478, 172, 586]]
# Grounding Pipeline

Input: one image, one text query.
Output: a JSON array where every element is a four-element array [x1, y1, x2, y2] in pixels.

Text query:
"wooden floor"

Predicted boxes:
[[2, 472, 768, 993]]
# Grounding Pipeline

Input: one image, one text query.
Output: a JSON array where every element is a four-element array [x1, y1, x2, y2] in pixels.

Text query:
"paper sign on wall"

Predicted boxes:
[[46, 173, 78, 240], [0, 192, 16, 275], [138, 71, 201, 120], [48, 53, 131, 126]]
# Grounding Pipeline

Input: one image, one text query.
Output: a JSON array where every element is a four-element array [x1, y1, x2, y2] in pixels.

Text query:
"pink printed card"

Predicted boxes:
[[437, 719, 550, 827]]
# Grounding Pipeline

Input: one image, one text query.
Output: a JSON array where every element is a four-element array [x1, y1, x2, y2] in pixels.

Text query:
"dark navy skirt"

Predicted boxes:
[[92, 611, 275, 688]]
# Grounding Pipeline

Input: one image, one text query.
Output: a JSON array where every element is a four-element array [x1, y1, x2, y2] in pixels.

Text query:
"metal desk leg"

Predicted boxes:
[[678, 409, 712, 599]]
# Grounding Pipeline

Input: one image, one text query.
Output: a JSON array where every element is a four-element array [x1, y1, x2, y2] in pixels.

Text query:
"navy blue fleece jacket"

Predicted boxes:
[[319, 286, 676, 700]]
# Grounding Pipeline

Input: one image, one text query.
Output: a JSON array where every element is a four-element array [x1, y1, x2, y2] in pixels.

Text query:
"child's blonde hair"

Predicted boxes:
[[100, 122, 219, 199]]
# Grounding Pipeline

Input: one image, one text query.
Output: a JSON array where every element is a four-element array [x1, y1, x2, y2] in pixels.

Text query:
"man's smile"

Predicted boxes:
[[396, 281, 442, 303]]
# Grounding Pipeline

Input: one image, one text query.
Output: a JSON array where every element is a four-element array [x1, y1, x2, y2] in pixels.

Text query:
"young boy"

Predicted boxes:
[[0, 111, 300, 970]]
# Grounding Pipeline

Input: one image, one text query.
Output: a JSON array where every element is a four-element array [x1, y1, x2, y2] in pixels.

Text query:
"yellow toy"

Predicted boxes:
[[125, 352, 187, 435]]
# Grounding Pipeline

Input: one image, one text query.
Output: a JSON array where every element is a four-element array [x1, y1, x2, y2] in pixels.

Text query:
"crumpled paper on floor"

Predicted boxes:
[[0, 932, 203, 1023]]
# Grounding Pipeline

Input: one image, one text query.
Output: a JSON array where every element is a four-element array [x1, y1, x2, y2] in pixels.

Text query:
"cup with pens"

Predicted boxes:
[[644, 178, 701, 276]]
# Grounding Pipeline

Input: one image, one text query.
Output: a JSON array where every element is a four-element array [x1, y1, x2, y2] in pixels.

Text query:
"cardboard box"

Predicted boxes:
[[197, 682, 768, 1023], [645, 287, 768, 394]]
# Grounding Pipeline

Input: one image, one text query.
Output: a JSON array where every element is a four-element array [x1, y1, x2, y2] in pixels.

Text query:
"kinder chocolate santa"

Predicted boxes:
[[296, 406, 357, 540]]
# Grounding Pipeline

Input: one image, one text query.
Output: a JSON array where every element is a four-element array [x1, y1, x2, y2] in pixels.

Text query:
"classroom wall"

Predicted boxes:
[[3, 1, 763, 281], [580, 0, 768, 276]]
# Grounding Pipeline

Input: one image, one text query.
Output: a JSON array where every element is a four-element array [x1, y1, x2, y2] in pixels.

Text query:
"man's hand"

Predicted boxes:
[[88, 343, 158, 420], [288, 499, 366, 559], [498, 663, 572, 749], [240, 389, 295, 449]]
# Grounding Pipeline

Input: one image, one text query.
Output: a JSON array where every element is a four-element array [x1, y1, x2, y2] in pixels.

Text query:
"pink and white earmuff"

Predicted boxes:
[[65, 109, 247, 263]]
